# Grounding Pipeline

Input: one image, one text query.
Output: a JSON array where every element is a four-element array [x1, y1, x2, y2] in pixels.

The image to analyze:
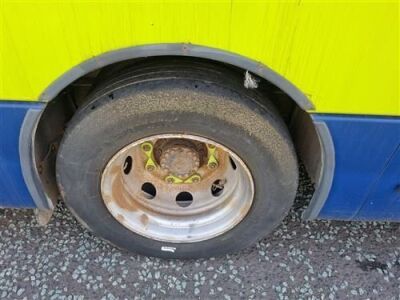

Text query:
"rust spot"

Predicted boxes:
[[110, 164, 121, 175], [110, 171, 138, 212], [140, 214, 149, 228], [116, 214, 125, 223]]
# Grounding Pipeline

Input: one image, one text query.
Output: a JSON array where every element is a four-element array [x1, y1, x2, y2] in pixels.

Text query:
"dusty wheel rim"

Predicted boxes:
[[101, 134, 254, 243]]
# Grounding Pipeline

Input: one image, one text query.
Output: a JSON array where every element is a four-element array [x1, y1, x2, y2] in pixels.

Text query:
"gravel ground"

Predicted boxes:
[[1, 167, 400, 300]]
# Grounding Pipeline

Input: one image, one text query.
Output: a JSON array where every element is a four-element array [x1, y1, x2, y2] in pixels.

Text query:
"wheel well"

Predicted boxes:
[[34, 55, 322, 209]]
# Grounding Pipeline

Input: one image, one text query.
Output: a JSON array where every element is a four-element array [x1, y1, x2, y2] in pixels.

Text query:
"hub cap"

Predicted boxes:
[[159, 142, 200, 178], [101, 134, 254, 243]]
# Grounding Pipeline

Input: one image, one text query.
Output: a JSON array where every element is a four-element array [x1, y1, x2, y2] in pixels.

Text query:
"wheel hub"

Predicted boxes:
[[160, 146, 200, 178]]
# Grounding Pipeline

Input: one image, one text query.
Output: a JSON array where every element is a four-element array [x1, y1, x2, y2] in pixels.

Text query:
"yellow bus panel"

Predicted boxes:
[[0, 1, 398, 116]]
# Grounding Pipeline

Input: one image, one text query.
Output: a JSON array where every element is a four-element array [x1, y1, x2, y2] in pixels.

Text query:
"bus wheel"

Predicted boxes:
[[56, 62, 298, 258]]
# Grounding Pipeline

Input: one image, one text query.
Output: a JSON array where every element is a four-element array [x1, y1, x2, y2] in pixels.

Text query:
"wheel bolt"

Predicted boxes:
[[208, 162, 218, 169], [166, 177, 175, 184], [142, 144, 151, 152], [146, 165, 155, 172]]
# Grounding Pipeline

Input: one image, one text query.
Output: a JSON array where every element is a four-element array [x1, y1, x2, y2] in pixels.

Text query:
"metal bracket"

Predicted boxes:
[[207, 144, 219, 169], [141, 142, 156, 172], [165, 173, 201, 184]]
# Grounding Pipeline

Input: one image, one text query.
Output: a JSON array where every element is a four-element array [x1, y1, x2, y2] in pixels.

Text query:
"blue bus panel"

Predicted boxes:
[[0, 102, 41, 208], [314, 114, 400, 221]]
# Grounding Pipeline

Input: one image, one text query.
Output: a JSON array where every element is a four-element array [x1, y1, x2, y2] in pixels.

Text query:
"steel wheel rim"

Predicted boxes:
[[101, 134, 255, 243]]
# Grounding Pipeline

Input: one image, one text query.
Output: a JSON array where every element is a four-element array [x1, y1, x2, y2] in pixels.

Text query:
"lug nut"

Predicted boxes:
[[146, 165, 155, 172], [166, 177, 174, 184], [208, 162, 218, 169], [192, 176, 200, 183], [142, 144, 151, 152]]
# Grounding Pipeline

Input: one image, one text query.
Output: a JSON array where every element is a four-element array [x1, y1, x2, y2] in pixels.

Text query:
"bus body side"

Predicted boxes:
[[0, 1, 399, 221]]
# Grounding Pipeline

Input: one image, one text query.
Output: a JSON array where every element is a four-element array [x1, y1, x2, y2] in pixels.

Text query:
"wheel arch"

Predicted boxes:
[[30, 43, 333, 222], [39, 43, 314, 111]]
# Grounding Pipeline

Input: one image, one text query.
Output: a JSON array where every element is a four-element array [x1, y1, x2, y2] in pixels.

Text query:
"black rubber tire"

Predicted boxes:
[[56, 60, 298, 259]]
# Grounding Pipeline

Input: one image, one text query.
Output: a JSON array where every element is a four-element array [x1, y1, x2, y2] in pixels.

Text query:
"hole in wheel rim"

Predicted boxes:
[[176, 191, 193, 207], [123, 156, 133, 174], [229, 156, 237, 170], [211, 179, 226, 197], [141, 182, 156, 199]]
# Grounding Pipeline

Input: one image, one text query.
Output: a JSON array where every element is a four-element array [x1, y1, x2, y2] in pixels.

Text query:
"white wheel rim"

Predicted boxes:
[[101, 134, 254, 243]]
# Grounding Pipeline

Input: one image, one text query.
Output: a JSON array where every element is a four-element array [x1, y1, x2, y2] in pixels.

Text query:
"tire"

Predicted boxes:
[[56, 60, 298, 259]]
